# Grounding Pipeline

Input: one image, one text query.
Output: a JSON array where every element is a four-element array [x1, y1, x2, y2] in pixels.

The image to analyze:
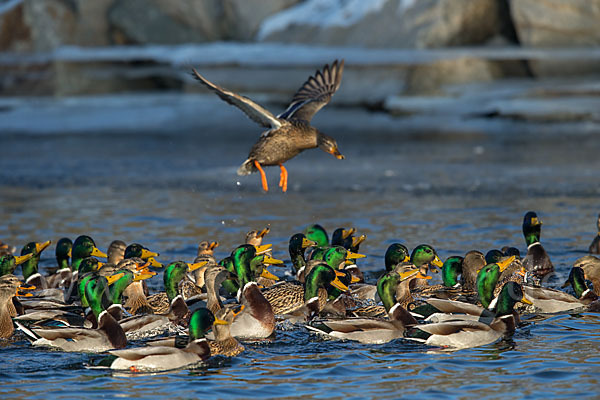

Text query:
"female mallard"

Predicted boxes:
[[406, 282, 531, 350], [522, 211, 554, 284], [107, 240, 127, 264], [17, 275, 127, 352], [190, 240, 219, 289], [108, 308, 228, 372], [245, 227, 270, 247], [208, 307, 245, 357], [0, 275, 34, 338], [192, 61, 345, 192], [589, 213, 600, 254], [306, 269, 421, 344], [19, 240, 52, 288]]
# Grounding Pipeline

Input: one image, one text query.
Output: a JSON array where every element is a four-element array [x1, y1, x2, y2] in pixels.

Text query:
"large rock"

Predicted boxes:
[[108, 0, 299, 45], [511, 0, 600, 76], [258, 0, 509, 48]]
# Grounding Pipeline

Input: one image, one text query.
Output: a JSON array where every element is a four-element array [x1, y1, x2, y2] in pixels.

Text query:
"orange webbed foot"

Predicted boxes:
[[254, 160, 269, 192], [279, 164, 288, 193]]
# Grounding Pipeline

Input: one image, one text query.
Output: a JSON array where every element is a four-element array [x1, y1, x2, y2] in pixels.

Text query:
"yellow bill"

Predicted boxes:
[[14, 253, 33, 265], [134, 272, 156, 281], [497, 255, 516, 272], [188, 260, 208, 272], [351, 235, 366, 248], [531, 217, 542, 226], [521, 296, 533, 305], [350, 275, 361, 284], [35, 240, 52, 253], [140, 248, 159, 259], [346, 251, 366, 260], [342, 228, 356, 240], [209, 241, 219, 250], [232, 305, 245, 318], [258, 227, 270, 238], [106, 272, 125, 285], [430, 255, 443, 268], [302, 237, 318, 248], [91, 247, 108, 258], [254, 244, 272, 255], [260, 268, 279, 281], [330, 276, 349, 292], [147, 257, 163, 268], [213, 316, 229, 326], [262, 256, 284, 265]]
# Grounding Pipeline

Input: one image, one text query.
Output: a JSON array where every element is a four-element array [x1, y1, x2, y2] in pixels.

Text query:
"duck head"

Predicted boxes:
[[124, 243, 159, 260], [0, 253, 34, 277], [303, 262, 348, 302], [523, 211, 542, 246], [304, 224, 329, 247], [317, 133, 344, 160], [55, 238, 72, 270], [188, 308, 228, 342], [19, 240, 51, 280], [71, 236, 107, 272], [384, 243, 410, 272], [442, 256, 464, 287]]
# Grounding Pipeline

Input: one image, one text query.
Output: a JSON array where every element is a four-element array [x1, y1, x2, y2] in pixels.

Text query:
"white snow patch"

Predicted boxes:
[[257, 0, 389, 40]]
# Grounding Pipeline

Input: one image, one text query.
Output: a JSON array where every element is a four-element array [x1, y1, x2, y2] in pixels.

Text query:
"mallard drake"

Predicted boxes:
[[262, 262, 349, 318], [19, 240, 52, 288], [572, 255, 600, 296], [331, 227, 367, 253], [17, 274, 127, 352], [306, 269, 422, 344], [589, 213, 600, 254], [0, 252, 34, 277], [55, 238, 72, 270], [289, 233, 318, 277], [70, 236, 107, 272], [409, 256, 464, 301], [146, 261, 207, 316], [0, 275, 34, 338], [304, 224, 329, 247], [408, 244, 444, 288], [108, 308, 228, 372], [406, 282, 531, 350], [384, 243, 410, 272], [192, 60, 345, 193], [219, 244, 278, 296], [522, 211, 554, 284], [521, 265, 596, 313]]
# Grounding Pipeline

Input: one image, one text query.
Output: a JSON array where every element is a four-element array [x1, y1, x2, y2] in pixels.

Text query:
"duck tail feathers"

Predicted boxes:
[[15, 321, 40, 342], [237, 159, 255, 176]]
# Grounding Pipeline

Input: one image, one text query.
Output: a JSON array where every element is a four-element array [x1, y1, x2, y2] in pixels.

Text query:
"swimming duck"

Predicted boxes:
[[70, 236, 107, 272], [19, 240, 52, 288], [208, 307, 245, 357], [521, 211, 554, 285], [289, 233, 318, 277], [406, 282, 531, 350], [408, 244, 444, 288], [262, 262, 349, 318], [561, 267, 600, 311], [122, 243, 161, 315], [108, 308, 228, 372], [589, 213, 600, 254], [192, 60, 345, 192], [17, 274, 127, 352], [306, 269, 422, 344], [572, 255, 600, 296], [304, 224, 329, 247], [0, 275, 34, 338], [146, 261, 207, 316]]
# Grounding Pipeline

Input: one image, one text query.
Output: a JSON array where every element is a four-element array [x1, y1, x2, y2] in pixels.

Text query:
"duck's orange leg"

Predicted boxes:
[[254, 160, 269, 192], [279, 164, 288, 193]]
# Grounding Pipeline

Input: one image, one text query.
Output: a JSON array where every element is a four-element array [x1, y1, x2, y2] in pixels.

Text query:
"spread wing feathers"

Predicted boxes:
[[278, 59, 344, 122], [191, 68, 282, 129]]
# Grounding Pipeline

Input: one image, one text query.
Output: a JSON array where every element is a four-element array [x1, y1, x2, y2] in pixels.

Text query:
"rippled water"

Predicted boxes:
[[1, 117, 600, 399]]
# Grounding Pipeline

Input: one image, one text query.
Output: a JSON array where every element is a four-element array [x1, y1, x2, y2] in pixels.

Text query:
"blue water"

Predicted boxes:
[[1, 121, 600, 399]]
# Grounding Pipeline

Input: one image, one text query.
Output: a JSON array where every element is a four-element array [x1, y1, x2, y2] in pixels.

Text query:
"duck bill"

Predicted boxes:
[[95, 261, 105, 270], [263, 256, 284, 265], [520, 296, 533, 305], [14, 253, 34, 265], [213, 317, 229, 326], [351, 235, 366, 248], [106, 272, 125, 285], [416, 271, 432, 280], [346, 251, 366, 260], [403, 255, 410, 263], [531, 217, 542, 226], [254, 244, 272, 255], [140, 249, 159, 259], [329, 147, 345, 160], [91, 247, 108, 258], [350, 275, 361, 284], [35, 240, 52, 254], [399, 269, 419, 281], [135, 260, 152, 271], [134, 272, 156, 281], [430, 255, 443, 269], [330, 276, 349, 292], [147, 257, 163, 268], [67, 249, 72, 258], [342, 228, 356, 240], [260, 268, 279, 281], [302, 238, 318, 248], [258, 227, 270, 238], [188, 260, 208, 272], [497, 255, 516, 272], [209, 241, 219, 250], [16, 283, 36, 297]]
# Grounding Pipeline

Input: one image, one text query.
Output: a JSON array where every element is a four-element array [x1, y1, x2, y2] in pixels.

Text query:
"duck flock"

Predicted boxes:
[[1, 211, 600, 372]]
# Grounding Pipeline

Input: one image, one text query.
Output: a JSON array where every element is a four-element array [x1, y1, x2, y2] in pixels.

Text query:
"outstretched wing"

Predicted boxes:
[[191, 69, 282, 129], [278, 59, 344, 122]]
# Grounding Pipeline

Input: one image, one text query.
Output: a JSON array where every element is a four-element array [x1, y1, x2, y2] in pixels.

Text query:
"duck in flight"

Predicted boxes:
[[192, 60, 345, 192]]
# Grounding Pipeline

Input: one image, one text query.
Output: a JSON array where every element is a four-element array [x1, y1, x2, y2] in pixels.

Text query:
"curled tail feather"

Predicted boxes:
[[237, 159, 256, 176]]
